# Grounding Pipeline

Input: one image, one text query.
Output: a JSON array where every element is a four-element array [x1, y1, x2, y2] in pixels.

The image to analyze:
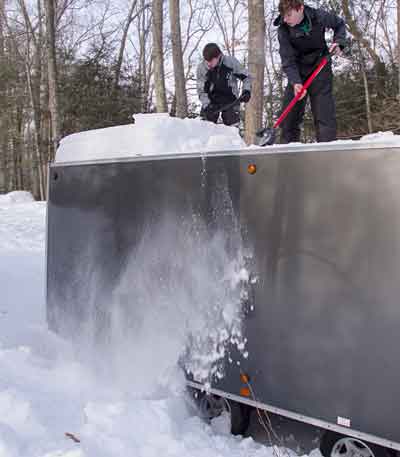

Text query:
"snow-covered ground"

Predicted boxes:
[[6, 115, 398, 456], [0, 192, 284, 456]]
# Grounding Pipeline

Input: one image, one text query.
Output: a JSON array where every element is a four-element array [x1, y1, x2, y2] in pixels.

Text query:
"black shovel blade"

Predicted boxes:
[[256, 127, 276, 147]]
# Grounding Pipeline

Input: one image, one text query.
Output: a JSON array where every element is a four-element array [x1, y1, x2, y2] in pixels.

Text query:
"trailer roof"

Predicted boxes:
[[55, 114, 400, 167]]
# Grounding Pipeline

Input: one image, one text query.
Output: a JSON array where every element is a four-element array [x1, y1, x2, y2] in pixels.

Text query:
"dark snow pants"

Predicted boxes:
[[280, 63, 337, 143], [204, 106, 240, 126]]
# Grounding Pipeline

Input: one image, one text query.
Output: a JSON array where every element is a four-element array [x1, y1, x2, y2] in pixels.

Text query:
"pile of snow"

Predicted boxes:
[[56, 114, 400, 163], [0, 194, 280, 456], [359, 131, 399, 143], [56, 113, 246, 162], [332, 130, 400, 148], [273, 130, 400, 150], [0, 191, 45, 252], [0, 191, 35, 205]]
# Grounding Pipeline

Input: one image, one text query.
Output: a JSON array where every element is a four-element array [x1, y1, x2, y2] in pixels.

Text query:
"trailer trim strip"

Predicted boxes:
[[186, 380, 400, 452]]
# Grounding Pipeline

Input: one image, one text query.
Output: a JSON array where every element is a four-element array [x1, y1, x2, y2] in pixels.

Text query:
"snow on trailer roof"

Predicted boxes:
[[55, 113, 400, 165], [56, 113, 245, 164]]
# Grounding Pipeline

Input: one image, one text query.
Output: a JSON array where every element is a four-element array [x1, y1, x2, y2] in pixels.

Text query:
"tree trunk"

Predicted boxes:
[[152, 0, 167, 112], [26, 54, 45, 200], [245, 0, 265, 145], [13, 103, 24, 189], [115, 0, 138, 89], [0, 124, 8, 193], [44, 0, 60, 160], [169, 0, 187, 118], [362, 69, 372, 133], [139, 11, 148, 112], [0, 0, 3, 60], [136, 0, 153, 112], [0, 0, 7, 192], [359, 46, 372, 133], [398, 0, 400, 99]]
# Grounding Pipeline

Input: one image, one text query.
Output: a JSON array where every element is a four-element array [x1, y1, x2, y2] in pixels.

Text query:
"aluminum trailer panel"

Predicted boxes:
[[47, 144, 400, 449]]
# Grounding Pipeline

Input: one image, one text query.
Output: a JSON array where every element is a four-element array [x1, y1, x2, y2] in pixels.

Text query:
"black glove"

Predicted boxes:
[[240, 90, 251, 103], [333, 39, 351, 57]]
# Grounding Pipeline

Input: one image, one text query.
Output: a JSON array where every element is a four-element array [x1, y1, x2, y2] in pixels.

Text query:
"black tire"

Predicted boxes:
[[228, 400, 251, 436], [320, 431, 392, 457], [193, 391, 251, 436]]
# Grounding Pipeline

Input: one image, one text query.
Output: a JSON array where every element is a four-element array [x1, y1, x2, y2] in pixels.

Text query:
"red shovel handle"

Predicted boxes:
[[273, 56, 329, 129]]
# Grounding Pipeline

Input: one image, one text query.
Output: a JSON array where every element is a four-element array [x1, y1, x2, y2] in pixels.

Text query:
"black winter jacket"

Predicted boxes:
[[274, 5, 346, 84], [197, 55, 252, 107]]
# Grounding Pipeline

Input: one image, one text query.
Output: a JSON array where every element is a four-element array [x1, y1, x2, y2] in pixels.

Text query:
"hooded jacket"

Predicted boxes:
[[274, 5, 346, 84], [196, 54, 252, 108]]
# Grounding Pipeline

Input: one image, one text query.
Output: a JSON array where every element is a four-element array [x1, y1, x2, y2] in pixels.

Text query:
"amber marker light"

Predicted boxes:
[[247, 163, 257, 175], [239, 373, 251, 397], [240, 387, 251, 397]]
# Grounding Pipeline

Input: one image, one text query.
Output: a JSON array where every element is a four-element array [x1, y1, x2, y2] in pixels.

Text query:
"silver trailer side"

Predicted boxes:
[[47, 143, 400, 451]]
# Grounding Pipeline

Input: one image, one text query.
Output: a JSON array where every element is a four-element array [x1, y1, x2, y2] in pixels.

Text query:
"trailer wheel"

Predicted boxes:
[[197, 393, 251, 436], [320, 432, 392, 457], [198, 394, 226, 422]]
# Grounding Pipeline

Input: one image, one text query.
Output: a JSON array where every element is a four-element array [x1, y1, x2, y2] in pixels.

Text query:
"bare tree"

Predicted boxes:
[[152, 0, 168, 111], [44, 0, 60, 157], [398, 0, 400, 99], [341, 0, 385, 71], [133, 0, 153, 112], [169, 0, 188, 117], [181, 0, 214, 87], [0, 0, 7, 192], [358, 43, 373, 133], [115, 0, 138, 88], [211, 0, 247, 56], [245, 0, 265, 144], [0, 0, 3, 59], [12, 0, 47, 199], [264, 0, 282, 125]]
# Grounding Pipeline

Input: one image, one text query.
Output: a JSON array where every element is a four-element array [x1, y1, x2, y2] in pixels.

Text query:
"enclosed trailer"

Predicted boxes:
[[47, 140, 400, 457]]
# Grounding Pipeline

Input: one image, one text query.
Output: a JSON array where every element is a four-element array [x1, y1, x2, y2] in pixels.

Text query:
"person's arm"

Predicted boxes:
[[317, 9, 346, 48], [229, 56, 252, 94], [278, 27, 302, 85], [196, 63, 210, 108]]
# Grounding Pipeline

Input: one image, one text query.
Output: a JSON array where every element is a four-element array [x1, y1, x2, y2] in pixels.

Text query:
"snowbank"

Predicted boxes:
[[0, 196, 282, 456], [359, 131, 399, 143], [56, 113, 246, 163], [0, 192, 45, 252], [0, 191, 35, 205]]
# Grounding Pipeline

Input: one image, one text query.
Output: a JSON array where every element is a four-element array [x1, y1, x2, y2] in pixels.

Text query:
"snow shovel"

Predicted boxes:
[[256, 51, 334, 147], [208, 92, 248, 115]]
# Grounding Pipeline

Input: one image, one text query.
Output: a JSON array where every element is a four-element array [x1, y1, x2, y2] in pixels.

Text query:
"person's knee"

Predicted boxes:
[[204, 111, 219, 123], [224, 117, 239, 126], [200, 104, 220, 123], [222, 109, 240, 126]]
